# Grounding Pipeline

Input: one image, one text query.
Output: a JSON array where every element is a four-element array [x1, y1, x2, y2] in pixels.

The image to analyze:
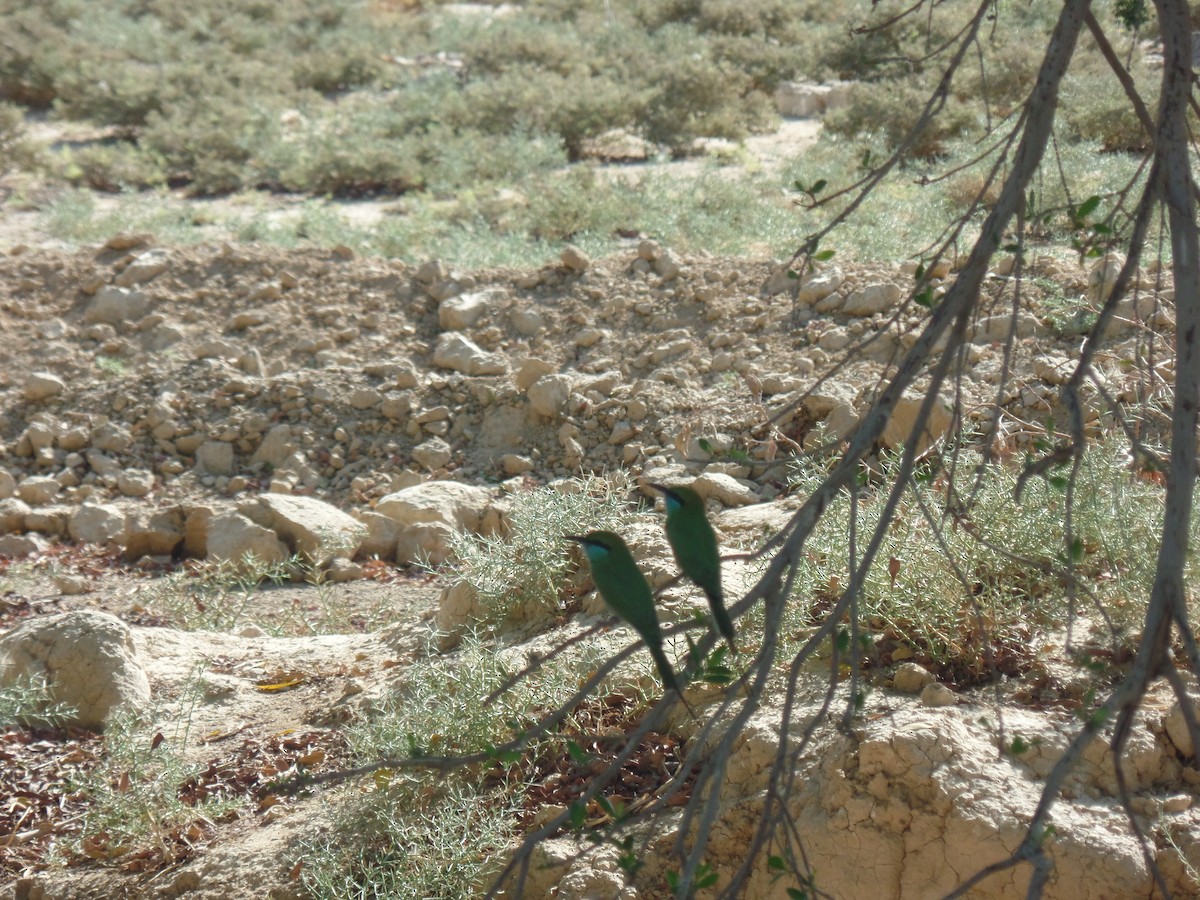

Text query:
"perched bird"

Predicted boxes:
[[567, 531, 686, 698], [651, 484, 736, 650]]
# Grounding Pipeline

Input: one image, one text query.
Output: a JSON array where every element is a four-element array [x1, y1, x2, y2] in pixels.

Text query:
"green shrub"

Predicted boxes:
[[824, 80, 979, 159]]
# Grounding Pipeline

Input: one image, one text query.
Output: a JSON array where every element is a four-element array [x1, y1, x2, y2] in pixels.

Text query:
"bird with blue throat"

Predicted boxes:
[[650, 483, 736, 652], [567, 530, 692, 711]]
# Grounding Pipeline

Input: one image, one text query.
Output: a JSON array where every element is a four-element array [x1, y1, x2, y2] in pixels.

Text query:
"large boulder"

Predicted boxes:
[[374, 481, 495, 565], [205, 511, 289, 570], [248, 494, 367, 565], [0, 611, 151, 730]]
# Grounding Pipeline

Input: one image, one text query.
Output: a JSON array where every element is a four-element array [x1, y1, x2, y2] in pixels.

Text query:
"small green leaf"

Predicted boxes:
[[914, 262, 925, 280], [567, 740, 589, 765], [665, 870, 680, 891], [813, 249, 836, 261], [1068, 536, 1085, 562], [810, 178, 827, 195], [698, 437, 714, 453], [786, 268, 800, 280], [914, 288, 934, 309], [769, 855, 786, 871], [569, 800, 587, 830], [1011, 735, 1029, 755], [1077, 195, 1102, 219], [787, 888, 810, 900]]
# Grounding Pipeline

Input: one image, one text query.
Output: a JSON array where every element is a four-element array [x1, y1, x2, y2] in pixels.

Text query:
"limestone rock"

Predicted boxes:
[[122, 508, 184, 561], [0, 533, 48, 557], [205, 510, 289, 569], [690, 472, 759, 507], [436, 580, 482, 648], [0, 611, 151, 730], [893, 662, 936, 694], [23, 372, 65, 401], [971, 312, 1039, 344], [843, 282, 902, 317], [251, 494, 367, 565], [84, 286, 151, 327], [881, 390, 955, 455], [196, 440, 235, 476], [117, 469, 155, 498], [413, 437, 453, 470], [376, 481, 493, 564], [561, 244, 591, 273], [252, 424, 297, 468], [0, 498, 31, 534], [438, 290, 495, 330], [433, 333, 507, 376], [115, 248, 169, 286], [527, 374, 575, 419], [0, 469, 14, 499], [515, 358, 556, 392], [68, 503, 127, 545], [17, 476, 60, 506], [796, 269, 844, 305], [353, 511, 399, 561]]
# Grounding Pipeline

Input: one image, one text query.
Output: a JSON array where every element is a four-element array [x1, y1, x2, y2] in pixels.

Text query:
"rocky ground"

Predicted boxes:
[[0, 234, 1197, 899]]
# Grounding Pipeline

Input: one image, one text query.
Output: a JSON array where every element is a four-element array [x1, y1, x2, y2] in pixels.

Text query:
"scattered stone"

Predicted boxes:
[[893, 662, 936, 694], [0, 498, 31, 534], [17, 476, 60, 505], [0, 533, 47, 557], [252, 494, 367, 566], [205, 510, 289, 569], [920, 682, 958, 707], [433, 333, 507, 376], [438, 290, 495, 330], [123, 509, 184, 560], [560, 244, 591, 273], [326, 558, 363, 582], [23, 372, 65, 401], [84, 286, 151, 326], [501, 453, 535, 475], [690, 472, 759, 507], [971, 312, 1040, 344], [68, 503, 127, 545], [515, 358, 556, 392], [196, 441, 235, 476], [881, 390, 955, 455], [117, 469, 155, 498], [354, 511, 399, 561], [115, 248, 169, 286], [0, 611, 151, 730], [843, 282, 902, 317], [527, 374, 575, 418], [413, 437, 453, 470], [0, 469, 14, 499]]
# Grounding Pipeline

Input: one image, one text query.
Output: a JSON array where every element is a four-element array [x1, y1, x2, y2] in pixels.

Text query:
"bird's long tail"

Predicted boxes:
[[647, 641, 695, 716], [707, 589, 738, 652]]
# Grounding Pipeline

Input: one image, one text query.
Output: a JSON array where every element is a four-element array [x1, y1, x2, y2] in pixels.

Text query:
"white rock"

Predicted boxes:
[[514, 358, 556, 392], [196, 440, 235, 476], [252, 494, 367, 565], [0, 611, 151, 730], [436, 580, 482, 648], [0, 533, 48, 557], [1033, 355, 1075, 385], [511, 308, 546, 336], [68, 503, 127, 544], [90, 422, 131, 453], [691, 472, 759, 507], [84, 286, 151, 326], [527, 374, 575, 418], [413, 437, 453, 470], [970, 313, 1039, 344], [796, 269, 844, 304], [252, 424, 297, 468], [0, 498, 31, 534], [375, 481, 493, 533], [394, 521, 457, 566], [115, 248, 169, 286], [882, 390, 955, 455], [843, 282, 902, 316], [117, 469, 154, 497], [920, 682, 958, 707], [353, 511, 399, 561], [122, 509, 184, 560], [349, 389, 382, 410], [17, 476, 60, 506], [433, 333, 507, 376], [561, 244, 591, 273], [0, 469, 14, 499], [205, 510, 288, 569], [23, 372, 66, 401], [438, 290, 495, 330], [893, 662, 936, 694]]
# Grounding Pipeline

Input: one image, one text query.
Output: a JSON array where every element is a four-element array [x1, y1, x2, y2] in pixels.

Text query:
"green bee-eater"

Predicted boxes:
[[567, 530, 686, 698], [651, 484, 736, 650]]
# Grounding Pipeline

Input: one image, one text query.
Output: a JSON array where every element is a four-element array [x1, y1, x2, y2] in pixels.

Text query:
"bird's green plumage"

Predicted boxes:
[[653, 484, 736, 648], [568, 530, 683, 695]]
